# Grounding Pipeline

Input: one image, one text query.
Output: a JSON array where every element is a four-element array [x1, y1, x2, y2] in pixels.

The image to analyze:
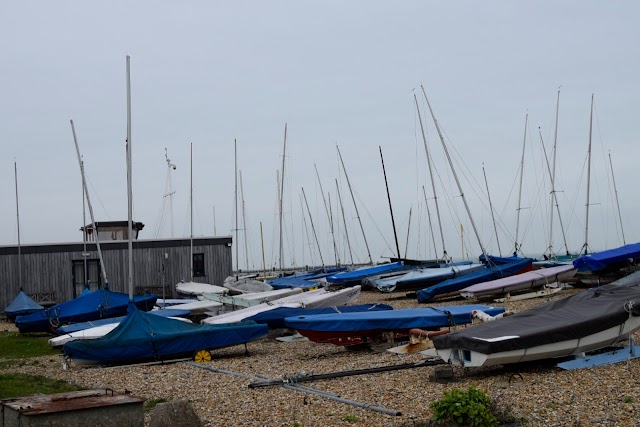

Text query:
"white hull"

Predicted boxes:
[[168, 300, 222, 314], [202, 286, 361, 325], [202, 288, 303, 308], [435, 315, 640, 367], [176, 281, 227, 297]]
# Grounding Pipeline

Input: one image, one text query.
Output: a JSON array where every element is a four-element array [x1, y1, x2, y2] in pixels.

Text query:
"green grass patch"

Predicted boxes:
[[0, 331, 60, 359], [0, 373, 82, 399]]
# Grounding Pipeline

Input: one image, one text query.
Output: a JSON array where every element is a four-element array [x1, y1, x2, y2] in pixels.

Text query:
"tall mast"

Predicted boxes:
[[422, 87, 488, 260], [422, 185, 438, 257], [81, 158, 88, 288], [301, 187, 324, 266], [414, 92, 447, 261], [336, 178, 354, 266], [13, 161, 21, 289], [240, 170, 249, 272], [234, 139, 239, 277], [514, 113, 528, 256], [260, 221, 266, 273], [404, 207, 412, 259], [337, 145, 372, 264], [190, 143, 193, 280], [582, 93, 594, 255], [278, 124, 287, 272], [126, 55, 134, 300], [609, 152, 626, 245], [482, 164, 502, 256], [379, 146, 401, 259], [547, 89, 561, 257], [315, 164, 339, 266], [539, 129, 570, 256], [163, 148, 177, 238], [70, 119, 109, 288]]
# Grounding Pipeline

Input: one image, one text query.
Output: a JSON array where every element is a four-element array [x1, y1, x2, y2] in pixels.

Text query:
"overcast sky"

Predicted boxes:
[[1, 2, 638, 270]]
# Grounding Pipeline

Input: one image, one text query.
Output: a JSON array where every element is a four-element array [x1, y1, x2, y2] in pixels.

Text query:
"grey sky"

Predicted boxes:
[[1, 2, 638, 269]]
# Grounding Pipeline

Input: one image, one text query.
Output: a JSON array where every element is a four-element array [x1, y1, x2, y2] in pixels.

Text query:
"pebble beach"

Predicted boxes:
[[2, 286, 640, 427]]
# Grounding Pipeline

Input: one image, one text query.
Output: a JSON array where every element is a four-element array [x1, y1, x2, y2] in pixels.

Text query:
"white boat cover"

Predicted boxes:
[[176, 281, 227, 296]]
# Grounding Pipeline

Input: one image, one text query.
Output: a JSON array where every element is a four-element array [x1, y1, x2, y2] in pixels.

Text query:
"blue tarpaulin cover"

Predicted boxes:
[[245, 303, 393, 329], [63, 306, 268, 365], [15, 289, 157, 333], [284, 304, 505, 333], [573, 242, 640, 272], [4, 290, 44, 320], [326, 262, 408, 286], [416, 258, 533, 303], [55, 308, 191, 335]]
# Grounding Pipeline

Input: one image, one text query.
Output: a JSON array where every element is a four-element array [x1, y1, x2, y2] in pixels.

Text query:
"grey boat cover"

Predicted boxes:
[[433, 271, 640, 354]]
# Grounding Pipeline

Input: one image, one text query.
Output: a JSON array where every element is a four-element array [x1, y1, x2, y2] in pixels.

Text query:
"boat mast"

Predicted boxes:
[[240, 170, 249, 272], [13, 161, 21, 289], [404, 207, 412, 259], [70, 119, 109, 288], [539, 128, 570, 256], [190, 142, 193, 280], [609, 152, 626, 245], [260, 221, 266, 273], [482, 164, 502, 256], [301, 187, 324, 266], [234, 139, 239, 277], [278, 124, 287, 272], [547, 89, 560, 257], [81, 158, 88, 288], [164, 148, 177, 238], [126, 55, 134, 300], [414, 92, 447, 261], [422, 185, 438, 257], [314, 164, 339, 266], [379, 146, 401, 260], [422, 87, 488, 260], [335, 178, 354, 266], [514, 113, 528, 256], [337, 145, 372, 264], [582, 94, 595, 255]]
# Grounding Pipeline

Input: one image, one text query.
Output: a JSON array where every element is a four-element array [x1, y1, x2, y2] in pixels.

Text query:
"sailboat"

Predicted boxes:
[[63, 56, 267, 366], [4, 161, 44, 321]]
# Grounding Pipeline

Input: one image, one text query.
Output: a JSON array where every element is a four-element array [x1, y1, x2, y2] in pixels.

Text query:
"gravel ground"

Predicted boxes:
[[2, 286, 640, 427]]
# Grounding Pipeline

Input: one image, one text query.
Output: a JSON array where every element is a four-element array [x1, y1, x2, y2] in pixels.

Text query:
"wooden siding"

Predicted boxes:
[[0, 237, 232, 313]]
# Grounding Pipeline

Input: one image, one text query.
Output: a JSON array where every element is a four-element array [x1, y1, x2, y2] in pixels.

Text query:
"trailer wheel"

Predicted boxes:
[[194, 349, 212, 363]]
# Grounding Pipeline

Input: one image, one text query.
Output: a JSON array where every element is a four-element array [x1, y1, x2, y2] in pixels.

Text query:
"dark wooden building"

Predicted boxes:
[[0, 233, 233, 313]]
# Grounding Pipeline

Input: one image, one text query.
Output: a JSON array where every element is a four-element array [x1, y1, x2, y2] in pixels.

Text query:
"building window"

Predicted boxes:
[[193, 253, 205, 277]]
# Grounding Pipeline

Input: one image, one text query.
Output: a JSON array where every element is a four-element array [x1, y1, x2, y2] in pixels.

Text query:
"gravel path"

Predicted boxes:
[[2, 286, 639, 426]]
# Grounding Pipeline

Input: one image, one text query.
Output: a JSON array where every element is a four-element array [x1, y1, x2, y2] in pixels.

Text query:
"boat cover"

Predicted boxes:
[[245, 303, 393, 329], [63, 306, 268, 365], [15, 289, 157, 333], [326, 262, 407, 286], [285, 305, 505, 333], [267, 268, 346, 289], [434, 272, 640, 354], [573, 242, 640, 272], [416, 258, 533, 303], [4, 290, 44, 320], [460, 264, 576, 299], [55, 308, 191, 335], [376, 263, 484, 292]]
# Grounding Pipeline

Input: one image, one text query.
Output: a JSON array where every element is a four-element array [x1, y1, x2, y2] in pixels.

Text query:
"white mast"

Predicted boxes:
[[609, 152, 626, 245], [414, 91, 447, 261], [70, 119, 109, 288], [514, 113, 528, 256], [234, 139, 239, 277], [81, 158, 88, 288], [240, 170, 249, 272], [422, 185, 438, 257], [301, 186, 324, 266], [582, 93, 594, 255], [190, 142, 194, 280], [126, 55, 134, 300], [547, 89, 560, 257], [422, 88, 488, 260], [164, 148, 177, 238], [278, 125, 287, 272], [335, 178, 354, 266], [13, 161, 21, 289]]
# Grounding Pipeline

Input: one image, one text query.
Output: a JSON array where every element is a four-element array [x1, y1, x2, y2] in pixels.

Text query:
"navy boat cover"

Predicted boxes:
[[15, 289, 157, 333], [327, 262, 408, 286], [416, 258, 533, 303], [573, 242, 640, 272], [433, 271, 640, 354], [245, 303, 393, 329], [63, 306, 268, 365], [4, 290, 44, 320], [285, 304, 505, 333]]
